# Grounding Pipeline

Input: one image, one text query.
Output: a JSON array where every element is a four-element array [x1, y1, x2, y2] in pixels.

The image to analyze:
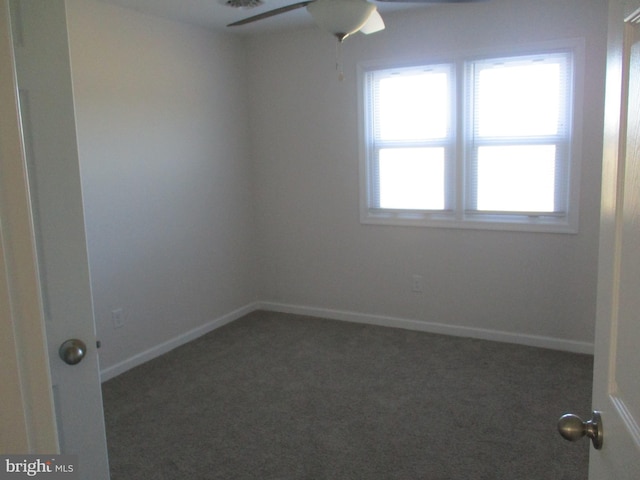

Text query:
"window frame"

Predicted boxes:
[[357, 40, 584, 233]]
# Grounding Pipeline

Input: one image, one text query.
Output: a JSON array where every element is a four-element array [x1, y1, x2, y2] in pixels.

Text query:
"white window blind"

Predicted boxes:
[[467, 52, 572, 216], [366, 65, 454, 211], [360, 45, 579, 232]]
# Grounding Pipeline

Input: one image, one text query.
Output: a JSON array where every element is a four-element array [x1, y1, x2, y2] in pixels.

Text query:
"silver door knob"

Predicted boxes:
[[557, 411, 603, 450], [59, 339, 87, 365]]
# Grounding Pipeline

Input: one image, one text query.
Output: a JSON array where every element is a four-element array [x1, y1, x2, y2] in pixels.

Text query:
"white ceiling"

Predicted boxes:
[[97, 0, 425, 35]]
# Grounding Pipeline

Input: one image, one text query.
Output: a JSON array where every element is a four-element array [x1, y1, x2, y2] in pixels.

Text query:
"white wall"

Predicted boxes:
[[247, 0, 608, 348], [66, 0, 257, 371]]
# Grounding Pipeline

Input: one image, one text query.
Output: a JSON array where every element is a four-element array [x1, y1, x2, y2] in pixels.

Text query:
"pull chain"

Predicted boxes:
[[335, 38, 344, 81]]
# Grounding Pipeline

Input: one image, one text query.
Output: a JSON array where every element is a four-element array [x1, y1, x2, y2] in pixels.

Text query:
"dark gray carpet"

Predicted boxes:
[[102, 310, 593, 479]]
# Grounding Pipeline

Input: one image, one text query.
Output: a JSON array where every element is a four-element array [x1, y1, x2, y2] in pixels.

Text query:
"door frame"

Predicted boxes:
[[0, 0, 57, 454]]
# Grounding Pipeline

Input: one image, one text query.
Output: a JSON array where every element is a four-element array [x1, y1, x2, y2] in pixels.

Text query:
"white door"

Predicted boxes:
[[587, 0, 640, 478], [4, 0, 110, 478]]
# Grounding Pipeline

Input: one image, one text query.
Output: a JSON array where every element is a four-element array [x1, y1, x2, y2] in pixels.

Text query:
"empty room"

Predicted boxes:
[[3, 0, 638, 478]]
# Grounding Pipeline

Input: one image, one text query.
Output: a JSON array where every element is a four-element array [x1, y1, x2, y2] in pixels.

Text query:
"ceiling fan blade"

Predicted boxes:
[[227, 1, 313, 26], [375, 0, 488, 3], [359, 10, 385, 34]]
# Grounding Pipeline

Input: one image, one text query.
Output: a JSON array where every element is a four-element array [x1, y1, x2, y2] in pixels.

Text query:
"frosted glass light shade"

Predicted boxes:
[[307, 0, 376, 41]]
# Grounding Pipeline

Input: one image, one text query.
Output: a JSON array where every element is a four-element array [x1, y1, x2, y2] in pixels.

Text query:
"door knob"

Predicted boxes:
[[557, 411, 603, 450], [59, 339, 87, 365]]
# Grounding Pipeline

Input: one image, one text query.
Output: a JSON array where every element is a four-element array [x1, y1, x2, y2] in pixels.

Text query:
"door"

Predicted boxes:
[[3, 0, 110, 477], [588, 0, 640, 478]]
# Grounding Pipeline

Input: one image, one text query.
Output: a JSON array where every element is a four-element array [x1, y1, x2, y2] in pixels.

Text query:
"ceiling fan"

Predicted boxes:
[[227, 0, 487, 42]]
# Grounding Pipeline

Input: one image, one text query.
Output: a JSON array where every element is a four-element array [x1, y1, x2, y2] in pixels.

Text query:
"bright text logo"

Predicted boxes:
[[0, 456, 77, 479]]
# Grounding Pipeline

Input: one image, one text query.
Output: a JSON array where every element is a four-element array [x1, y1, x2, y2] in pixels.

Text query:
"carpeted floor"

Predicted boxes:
[[102, 310, 593, 479]]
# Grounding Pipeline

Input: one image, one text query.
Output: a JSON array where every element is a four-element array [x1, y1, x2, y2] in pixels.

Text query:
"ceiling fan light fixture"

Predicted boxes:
[[307, 0, 376, 41]]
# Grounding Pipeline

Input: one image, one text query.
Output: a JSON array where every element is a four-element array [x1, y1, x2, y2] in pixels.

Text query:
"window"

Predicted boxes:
[[359, 46, 581, 232], [371, 65, 454, 211]]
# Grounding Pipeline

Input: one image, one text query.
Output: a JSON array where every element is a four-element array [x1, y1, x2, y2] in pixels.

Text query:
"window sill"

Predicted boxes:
[[361, 209, 578, 234]]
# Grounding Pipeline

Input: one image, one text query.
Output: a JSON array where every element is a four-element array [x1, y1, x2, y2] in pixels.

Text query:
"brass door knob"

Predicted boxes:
[[557, 411, 603, 450], [59, 339, 87, 365]]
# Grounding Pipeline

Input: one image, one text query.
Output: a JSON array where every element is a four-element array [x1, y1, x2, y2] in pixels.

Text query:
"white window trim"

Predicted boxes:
[[357, 39, 585, 234]]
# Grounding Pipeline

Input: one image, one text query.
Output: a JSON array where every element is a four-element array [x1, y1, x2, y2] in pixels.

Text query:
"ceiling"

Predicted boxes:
[[97, 0, 424, 35]]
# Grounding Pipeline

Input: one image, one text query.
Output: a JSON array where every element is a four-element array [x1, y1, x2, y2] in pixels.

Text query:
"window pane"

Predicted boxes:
[[378, 71, 449, 141], [476, 60, 564, 137], [379, 148, 445, 210], [476, 145, 556, 212]]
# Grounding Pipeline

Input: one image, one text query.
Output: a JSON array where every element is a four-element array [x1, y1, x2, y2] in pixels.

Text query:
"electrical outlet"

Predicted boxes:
[[111, 308, 125, 329], [412, 274, 424, 293]]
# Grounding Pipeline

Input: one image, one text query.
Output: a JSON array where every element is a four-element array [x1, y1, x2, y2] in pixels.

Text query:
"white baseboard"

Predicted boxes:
[[256, 301, 595, 355], [101, 300, 593, 381], [99, 302, 259, 382]]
